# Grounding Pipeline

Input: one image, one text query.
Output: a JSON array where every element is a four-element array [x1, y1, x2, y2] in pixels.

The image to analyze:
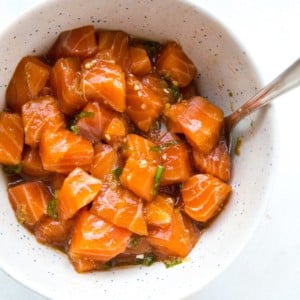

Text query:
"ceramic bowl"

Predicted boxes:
[[0, 0, 275, 299]]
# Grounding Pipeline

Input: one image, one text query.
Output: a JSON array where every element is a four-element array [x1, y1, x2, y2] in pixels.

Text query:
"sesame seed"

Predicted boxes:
[[127, 174, 132, 181], [104, 134, 111, 141], [141, 103, 147, 110], [137, 91, 143, 97], [133, 84, 140, 91], [162, 154, 167, 160]]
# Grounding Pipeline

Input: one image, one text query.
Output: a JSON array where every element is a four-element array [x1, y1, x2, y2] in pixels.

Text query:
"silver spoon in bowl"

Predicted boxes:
[[224, 58, 300, 151]]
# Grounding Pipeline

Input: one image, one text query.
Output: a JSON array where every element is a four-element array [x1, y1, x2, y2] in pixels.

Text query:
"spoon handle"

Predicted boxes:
[[226, 58, 300, 129]]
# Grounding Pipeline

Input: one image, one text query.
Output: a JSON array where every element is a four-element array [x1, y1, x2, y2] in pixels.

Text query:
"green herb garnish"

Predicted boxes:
[[3, 164, 22, 175], [164, 257, 182, 268], [47, 197, 58, 219], [153, 165, 165, 195], [167, 83, 183, 102], [76, 111, 95, 119], [128, 236, 141, 249], [112, 167, 123, 179], [149, 140, 180, 152], [143, 254, 156, 266], [140, 40, 162, 61], [70, 124, 79, 135], [68, 111, 95, 134]]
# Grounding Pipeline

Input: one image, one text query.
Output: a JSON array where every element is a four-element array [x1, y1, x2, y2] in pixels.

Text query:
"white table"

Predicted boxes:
[[0, 1, 299, 299]]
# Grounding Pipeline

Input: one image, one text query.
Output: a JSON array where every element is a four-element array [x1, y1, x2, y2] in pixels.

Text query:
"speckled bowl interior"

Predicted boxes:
[[0, 0, 275, 299]]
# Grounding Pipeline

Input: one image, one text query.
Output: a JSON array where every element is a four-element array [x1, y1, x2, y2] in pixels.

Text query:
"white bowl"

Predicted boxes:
[[0, 0, 275, 299]]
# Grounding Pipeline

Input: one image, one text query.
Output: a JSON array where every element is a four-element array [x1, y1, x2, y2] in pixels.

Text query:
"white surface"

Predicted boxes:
[[0, 1, 299, 299]]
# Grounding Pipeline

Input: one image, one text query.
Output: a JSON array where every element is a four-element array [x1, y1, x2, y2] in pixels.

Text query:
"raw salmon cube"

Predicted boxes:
[[98, 30, 130, 72], [22, 96, 65, 147], [147, 208, 199, 257], [69, 255, 100, 273], [6, 56, 50, 112], [156, 42, 197, 87], [0, 112, 24, 165], [144, 194, 174, 227], [122, 134, 159, 163], [156, 132, 192, 185], [58, 167, 102, 219], [181, 174, 231, 222], [141, 74, 173, 104], [75, 101, 114, 144], [69, 209, 131, 262], [128, 46, 152, 76], [126, 74, 164, 131], [163, 101, 187, 133], [92, 186, 148, 235], [81, 57, 126, 112], [193, 140, 231, 182], [22, 147, 49, 177], [177, 97, 224, 154], [34, 216, 73, 247], [49, 25, 97, 60], [39, 127, 94, 173], [103, 115, 128, 146], [8, 181, 51, 228], [51, 57, 87, 116], [120, 156, 157, 201]]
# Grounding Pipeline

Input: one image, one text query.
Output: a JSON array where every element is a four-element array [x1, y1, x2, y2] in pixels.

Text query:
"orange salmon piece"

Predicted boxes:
[[69, 209, 131, 262], [39, 127, 94, 173], [6, 56, 50, 112], [92, 186, 148, 235], [181, 174, 231, 222], [22, 96, 65, 147], [157, 132, 192, 185], [81, 57, 126, 112], [103, 114, 128, 146], [98, 30, 130, 72], [75, 101, 114, 143], [128, 46, 151, 76], [123, 134, 159, 163], [193, 140, 231, 182], [177, 96, 224, 154], [34, 216, 73, 247], [51, 57, 86, 116], [163, 101, 187, 133], [69, 255, 101, 273], [156, 42, 197, 87], [144, 194, 174, 227], [147, 208, 199, 257], [141, 74, 173, 104], [126, 74, 164, 131], [49, 25, 97, 60], [90, 143, 118, 180], [22, 147, 49, 177], [0, 112, 24, 165], [120, 156, 157, 201], [8, 181, 51, 228], [58, 167, 102, 219]]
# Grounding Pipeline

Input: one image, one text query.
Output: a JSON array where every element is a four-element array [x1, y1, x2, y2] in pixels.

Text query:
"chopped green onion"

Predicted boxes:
[[47, 197, 58, 219], [143, 254, 156, 266], [3, 164, 22, 175], [112, 167, 123, 179], [70, 124, 79, 135], [149, 140, 180, 152], [167, 83, 183, 102], [153, 165, 165, 195], [138, 40, 161, 61], [75, 111, 95, 119], [164, 257, 182, 268], [128, 236, 141, 249]]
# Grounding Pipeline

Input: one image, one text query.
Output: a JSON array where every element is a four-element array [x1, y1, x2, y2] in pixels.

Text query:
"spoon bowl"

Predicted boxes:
[[225, 58, 300, 150]]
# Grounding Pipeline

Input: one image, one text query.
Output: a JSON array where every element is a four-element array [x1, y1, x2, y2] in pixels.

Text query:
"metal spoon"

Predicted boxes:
[[224, 58, 300, 151]]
